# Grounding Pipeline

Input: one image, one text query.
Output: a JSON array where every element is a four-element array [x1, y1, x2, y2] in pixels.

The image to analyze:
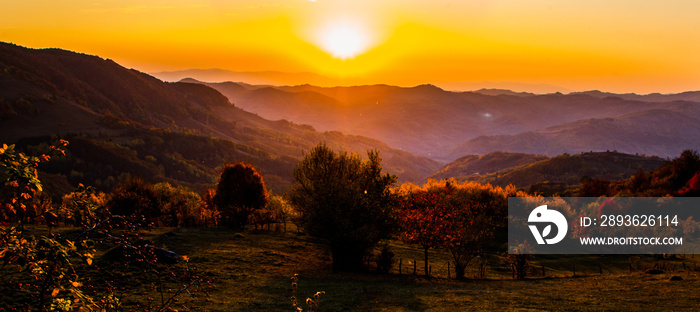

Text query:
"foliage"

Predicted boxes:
[[577, 176, 614, 197], [507, 243, 532, 280], [198, 187, 219, 226], [153, 182, 203, 227], [397, 187, 456, 277], [584, 150, 700, 197], [266, 195, 296, 232], [396, 179, 517, 279], [289, 144, 397, 272], [0, 140, 99, 310], [0, 140, 67, 224], [1, 140, 208, 310], [106, 178, 161, 224], [213, 162, 269, 228], [60, 184, 107, 228]]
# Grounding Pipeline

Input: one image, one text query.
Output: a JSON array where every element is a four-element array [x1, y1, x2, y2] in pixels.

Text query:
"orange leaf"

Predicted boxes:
[[52, 288, 60, 297]]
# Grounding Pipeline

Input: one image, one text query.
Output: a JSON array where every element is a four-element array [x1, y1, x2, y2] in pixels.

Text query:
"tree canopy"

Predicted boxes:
[[289, 144, 397, 271], [213, 162, 269, 228]]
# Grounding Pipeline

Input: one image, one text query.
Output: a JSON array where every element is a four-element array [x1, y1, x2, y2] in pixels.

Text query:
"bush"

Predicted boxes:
[[106, 178, 160, 223], [153, 182, 202, 227], [375, 245, 395, 274]]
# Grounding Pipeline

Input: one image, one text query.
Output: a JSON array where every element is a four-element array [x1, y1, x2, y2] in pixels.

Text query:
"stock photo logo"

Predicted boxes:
[[528, 205, 568, 245]]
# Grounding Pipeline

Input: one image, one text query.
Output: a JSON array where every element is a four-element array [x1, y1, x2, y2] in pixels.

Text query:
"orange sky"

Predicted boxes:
[[2, 0, 700, 93]]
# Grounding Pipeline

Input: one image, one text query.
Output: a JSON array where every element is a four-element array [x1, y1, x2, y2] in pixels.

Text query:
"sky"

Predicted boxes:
[[2, 0, 700, 93]]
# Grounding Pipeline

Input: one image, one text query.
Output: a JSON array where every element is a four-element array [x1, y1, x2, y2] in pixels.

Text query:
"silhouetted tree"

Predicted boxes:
[[213, 162, 268, 228], [106, 178, 160, 223], [289, 144, 397, 272]]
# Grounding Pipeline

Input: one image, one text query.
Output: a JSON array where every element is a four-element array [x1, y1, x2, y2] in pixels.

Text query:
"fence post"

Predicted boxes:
[[413, 260, 417, 275], [399, 258, 402, 275], [573, 263, 576, 276], [447, 261, 450, 279]]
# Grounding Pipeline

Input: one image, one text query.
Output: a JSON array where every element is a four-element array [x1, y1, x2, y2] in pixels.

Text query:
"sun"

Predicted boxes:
[[319, 22, 369, 60]]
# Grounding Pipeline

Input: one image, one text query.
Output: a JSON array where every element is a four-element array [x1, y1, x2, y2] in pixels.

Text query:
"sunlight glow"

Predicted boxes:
[[319, 22, 369, 60]]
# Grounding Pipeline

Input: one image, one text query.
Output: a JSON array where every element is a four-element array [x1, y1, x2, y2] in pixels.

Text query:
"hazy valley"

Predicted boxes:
[[194, 79, 700, 162]]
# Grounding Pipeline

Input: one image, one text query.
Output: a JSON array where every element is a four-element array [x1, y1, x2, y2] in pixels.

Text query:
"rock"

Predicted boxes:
[[669, 275, 684, 281], [644, 269, 664, 274]]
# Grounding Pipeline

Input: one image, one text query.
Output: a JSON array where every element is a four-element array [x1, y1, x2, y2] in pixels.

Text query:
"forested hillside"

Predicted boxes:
[[0, 42, 440, 193]]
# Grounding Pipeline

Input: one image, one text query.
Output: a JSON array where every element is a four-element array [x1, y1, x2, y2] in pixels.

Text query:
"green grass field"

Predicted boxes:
[[5, 226, 700, 311]]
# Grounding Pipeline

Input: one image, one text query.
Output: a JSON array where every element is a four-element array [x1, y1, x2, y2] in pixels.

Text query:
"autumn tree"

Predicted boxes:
[[153, 182, 202, 227], [397, 188, 454, 277], [213, 162, 268, 228], [289, 144, 397, 272], [397, 180, 512, 279], [106, 178, 160, 224]]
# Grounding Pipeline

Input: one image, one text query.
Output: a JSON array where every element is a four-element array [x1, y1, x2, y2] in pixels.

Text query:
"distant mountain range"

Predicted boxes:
[[0, 42, 440, 193], [151, 69, 570, 94], [449, 103, 700, 160], [193, 80, 700, 161], [152, 69, 339, 87], [2, 42, 698, 195]]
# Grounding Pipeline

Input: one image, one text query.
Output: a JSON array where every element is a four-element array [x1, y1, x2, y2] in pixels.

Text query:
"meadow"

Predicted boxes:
[[63, 225, 699, 311]]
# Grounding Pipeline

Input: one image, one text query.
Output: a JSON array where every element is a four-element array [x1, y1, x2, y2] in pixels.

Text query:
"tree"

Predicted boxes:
[[289, 144, 397, 271], [153, 182, 202, 227], [264, 195, 294, 232], [397, 188, 454, 277], [213, 162, 268, 228], [106, 178, 160, 224], [397, 179, 513, 279]]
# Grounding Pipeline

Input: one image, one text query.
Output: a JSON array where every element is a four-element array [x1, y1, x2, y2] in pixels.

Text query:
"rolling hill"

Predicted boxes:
[[463, 151, 665, 191], [426, 152, 549, 182], [0, 42, 440, 193], [448, 102, 700, 159], [195, 80, 695, 162]]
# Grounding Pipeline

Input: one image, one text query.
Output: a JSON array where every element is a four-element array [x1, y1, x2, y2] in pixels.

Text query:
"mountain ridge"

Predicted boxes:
[[194, 79, 696, 161], [0, 42, 440, 192]]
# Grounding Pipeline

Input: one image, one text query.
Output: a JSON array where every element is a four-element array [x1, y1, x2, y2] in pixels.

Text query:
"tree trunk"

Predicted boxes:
[[424, 246, 430, 277]]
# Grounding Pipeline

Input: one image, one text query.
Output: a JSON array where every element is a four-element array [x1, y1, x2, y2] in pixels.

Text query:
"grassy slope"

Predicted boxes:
[[115, 227, 700, 311], [467, 151, 665, 190], [4, 226, 699, 311], [427, 152, 549, 182]]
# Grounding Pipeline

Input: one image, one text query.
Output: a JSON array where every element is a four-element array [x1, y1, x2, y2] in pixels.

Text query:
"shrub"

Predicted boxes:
[[153, 182, 202, 227], [375, 245, 395, 274], [106, 178, 160, 223]]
